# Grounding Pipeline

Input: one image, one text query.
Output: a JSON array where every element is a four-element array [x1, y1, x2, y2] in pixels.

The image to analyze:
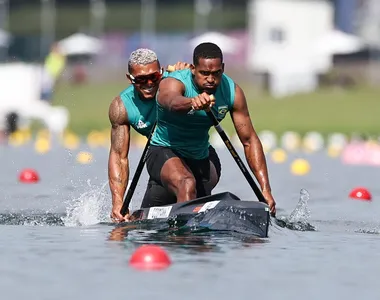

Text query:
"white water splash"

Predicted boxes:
[[287, 188, 311, 224], [62, 180, 132, 227], [62, 181, 111, 227]]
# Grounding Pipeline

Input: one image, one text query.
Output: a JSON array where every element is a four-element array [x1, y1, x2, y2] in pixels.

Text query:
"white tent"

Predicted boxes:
[[0, 29, 10, 47], [0, 63, 70, 134], [58, 33, 102, 56], [189, 31, 241, 54], [312, 30, 366, 55]]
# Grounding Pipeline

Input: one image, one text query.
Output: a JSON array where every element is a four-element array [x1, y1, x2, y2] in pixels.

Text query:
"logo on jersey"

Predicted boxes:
[[137, 119, 148, 129], [217, 105, 228, 118]]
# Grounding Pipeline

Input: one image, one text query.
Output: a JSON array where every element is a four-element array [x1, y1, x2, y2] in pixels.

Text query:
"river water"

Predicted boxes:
[[0, 142, 379, 300]]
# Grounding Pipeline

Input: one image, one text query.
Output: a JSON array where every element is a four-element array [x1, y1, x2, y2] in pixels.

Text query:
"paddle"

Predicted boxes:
[[206, 95, 276, 217], [120, 123, 156, 217]]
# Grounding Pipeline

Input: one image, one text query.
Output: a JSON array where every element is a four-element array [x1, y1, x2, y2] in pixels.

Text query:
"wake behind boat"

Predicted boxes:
[[125, 192, 270, 238]]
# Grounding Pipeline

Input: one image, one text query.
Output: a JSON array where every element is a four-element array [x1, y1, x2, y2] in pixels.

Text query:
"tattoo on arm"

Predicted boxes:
[[111, 124, 126, 154], [235, 122, 247, 132], [111, 125, 126, 184], [108, 97, 130, 206]]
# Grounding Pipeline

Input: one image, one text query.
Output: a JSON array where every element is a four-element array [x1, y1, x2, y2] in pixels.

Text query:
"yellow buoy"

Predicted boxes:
[[8, 131, 26, 147], [62, 132, 80, 150], [270, 148, 287, 163], [20, 128, 32, 143], [290, 158, 310, 176], [34, 138, 51, 154], [76, 151, 93, 164]]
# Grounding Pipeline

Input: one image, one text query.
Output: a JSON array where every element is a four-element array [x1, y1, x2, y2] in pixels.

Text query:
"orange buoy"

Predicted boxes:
[[349, 187, 372, 201], [19, 168, 40, 183], [129, 245, 171, 270]]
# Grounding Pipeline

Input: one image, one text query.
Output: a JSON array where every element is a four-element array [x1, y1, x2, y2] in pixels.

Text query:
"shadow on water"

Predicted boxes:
[[107, 222, 269, 254], [103, 203, 277, 254]]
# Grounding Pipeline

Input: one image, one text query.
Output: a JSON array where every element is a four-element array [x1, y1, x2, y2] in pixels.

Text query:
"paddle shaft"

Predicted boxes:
[[206, 109, 267, 204], [120, 123, 156, 216]]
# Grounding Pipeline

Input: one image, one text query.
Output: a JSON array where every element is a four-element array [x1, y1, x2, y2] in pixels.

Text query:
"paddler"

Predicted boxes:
[[108, 48, 222, 222], [145, 42, 276, 216]]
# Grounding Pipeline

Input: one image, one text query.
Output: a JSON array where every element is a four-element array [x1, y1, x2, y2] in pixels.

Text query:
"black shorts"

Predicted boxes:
[[141, 145, 221, 208], [140, 179, 177, 208]]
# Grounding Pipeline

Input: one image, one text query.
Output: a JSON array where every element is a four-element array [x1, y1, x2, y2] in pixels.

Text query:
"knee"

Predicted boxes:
[[177, 175, 196, 191]]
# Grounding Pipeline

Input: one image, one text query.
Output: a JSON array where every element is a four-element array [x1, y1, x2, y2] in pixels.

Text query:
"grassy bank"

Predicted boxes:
[[52, 82, 380, 138], [9, 3, 247, 37]]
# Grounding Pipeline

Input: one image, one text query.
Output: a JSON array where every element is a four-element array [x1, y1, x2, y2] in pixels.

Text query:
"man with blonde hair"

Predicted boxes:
[[108, 48, 222, 222]]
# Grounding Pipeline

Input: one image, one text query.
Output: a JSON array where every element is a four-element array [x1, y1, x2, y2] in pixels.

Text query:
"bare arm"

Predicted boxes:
[[230, 84, 272, 193], [157, 78, 193, 112], [108, 96, 130, 216]]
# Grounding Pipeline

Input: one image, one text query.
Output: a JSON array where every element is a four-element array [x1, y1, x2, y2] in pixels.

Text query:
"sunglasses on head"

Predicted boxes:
[[129, 69, 163, 85]]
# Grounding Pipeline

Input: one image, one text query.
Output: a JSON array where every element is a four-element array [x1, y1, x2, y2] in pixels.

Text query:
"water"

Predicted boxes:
[[1, 143, 379, 300]]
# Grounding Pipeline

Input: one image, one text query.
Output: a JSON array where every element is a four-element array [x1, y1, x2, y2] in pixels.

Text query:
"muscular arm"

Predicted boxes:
[[157, 78, 193, 112], [230, 84, 272, 193], [108, 96, 130, 210]]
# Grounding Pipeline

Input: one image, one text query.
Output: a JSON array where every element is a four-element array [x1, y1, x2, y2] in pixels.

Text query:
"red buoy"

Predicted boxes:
[[349, 187, 372, 201], [19, 169, 40, 183], [129, 245, 171, 270]]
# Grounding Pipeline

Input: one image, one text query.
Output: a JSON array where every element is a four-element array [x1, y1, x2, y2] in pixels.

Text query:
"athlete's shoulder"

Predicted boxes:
[[115, 85, 134, 124], [218, 72, 236, 109], [109, 96, 128, 126], [166, 69, 191, 81], [162, 70, 170, 79], [221, 72, 235, 86], [119, 84, 135, 100]]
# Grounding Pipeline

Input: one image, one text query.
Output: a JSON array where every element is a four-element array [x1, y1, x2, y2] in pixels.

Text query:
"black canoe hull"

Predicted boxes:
[[129, 192, 270, 238]]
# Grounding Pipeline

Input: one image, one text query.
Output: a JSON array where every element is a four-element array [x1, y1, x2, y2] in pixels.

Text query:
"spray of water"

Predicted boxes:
[[62, 180, 132, 227], [287, 188, 311, 224], [273, 189, 316, 232], [62, 181, 110, 227]]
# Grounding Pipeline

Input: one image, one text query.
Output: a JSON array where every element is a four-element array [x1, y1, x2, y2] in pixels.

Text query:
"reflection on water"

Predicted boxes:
[[107, 223, 268, 256]]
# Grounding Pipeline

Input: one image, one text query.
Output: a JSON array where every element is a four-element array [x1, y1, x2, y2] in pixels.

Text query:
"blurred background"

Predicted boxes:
[[0, 0, 379, 156]]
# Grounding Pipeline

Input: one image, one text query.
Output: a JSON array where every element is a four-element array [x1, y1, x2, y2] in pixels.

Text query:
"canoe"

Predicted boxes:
[[128, 191, 270, 238]]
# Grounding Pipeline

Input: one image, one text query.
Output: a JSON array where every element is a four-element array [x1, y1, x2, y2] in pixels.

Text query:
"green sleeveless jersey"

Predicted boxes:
[[120, 71, 169, 137], [151, 69, 235, 159]]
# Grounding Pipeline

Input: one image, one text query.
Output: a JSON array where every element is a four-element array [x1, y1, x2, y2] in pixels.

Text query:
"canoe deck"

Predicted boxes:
[[128, 192, 270, 238]]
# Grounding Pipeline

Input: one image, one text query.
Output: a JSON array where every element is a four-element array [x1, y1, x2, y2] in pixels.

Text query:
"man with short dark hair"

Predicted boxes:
[[146, 42, 276, 215]]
